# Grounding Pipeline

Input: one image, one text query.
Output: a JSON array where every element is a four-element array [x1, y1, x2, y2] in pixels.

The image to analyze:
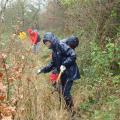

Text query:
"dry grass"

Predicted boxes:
[[0, 33, 120, 120]]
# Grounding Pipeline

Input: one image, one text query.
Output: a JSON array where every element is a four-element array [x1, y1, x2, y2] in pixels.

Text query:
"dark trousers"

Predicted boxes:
[[61, 80, 74, 110]]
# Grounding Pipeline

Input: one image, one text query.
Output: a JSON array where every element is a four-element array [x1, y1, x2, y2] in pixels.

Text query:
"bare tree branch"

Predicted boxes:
[[0, 0, 10, 23]]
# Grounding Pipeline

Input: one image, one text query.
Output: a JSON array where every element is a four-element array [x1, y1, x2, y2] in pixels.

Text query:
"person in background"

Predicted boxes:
[[27, 28, 41, 53]]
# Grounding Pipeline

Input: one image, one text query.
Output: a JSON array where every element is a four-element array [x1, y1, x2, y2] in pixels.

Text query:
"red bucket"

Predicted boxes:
[[50, 73, 59, 83]]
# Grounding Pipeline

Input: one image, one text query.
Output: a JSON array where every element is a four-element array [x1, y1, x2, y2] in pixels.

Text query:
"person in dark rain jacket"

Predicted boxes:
[[37, 32, 80, 111]]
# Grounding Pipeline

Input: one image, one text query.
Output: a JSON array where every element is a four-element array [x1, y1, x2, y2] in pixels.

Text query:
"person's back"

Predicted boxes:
[[27, 28, 41, 53], [32, 29, 41, 43]]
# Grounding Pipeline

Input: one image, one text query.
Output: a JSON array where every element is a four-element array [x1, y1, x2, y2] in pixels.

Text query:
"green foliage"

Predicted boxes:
[[60, 0, 77, 7], [80, 99, 97, 111], [112, 75, 120, 84], [93, 110, 115, 120], [111, 10, 117, 17], [60, 0, 91, 7], [90, 40, 120, 77], [91, 95, 120, 120]]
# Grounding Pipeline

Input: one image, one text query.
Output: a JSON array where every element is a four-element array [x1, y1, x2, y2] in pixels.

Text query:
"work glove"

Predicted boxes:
[[60, 65, 66, 73], [36, 68, 44, 75]]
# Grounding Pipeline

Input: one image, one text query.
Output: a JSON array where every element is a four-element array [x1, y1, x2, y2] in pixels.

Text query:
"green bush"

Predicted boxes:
[[90, 40, 120, 77]]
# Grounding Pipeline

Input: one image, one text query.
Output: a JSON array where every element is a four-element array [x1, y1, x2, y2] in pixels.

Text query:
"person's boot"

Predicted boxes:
[[65, 97, 76, 117]]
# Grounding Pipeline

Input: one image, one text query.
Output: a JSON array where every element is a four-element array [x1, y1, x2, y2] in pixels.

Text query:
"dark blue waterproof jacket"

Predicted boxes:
[[42, 32, 80, 81]]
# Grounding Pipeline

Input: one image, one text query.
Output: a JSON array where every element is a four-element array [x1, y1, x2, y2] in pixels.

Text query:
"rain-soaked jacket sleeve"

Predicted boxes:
[[41, 60, 54, 73]]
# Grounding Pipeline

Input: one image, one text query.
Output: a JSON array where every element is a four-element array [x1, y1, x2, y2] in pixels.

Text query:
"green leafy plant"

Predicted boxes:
[[90, 40, 120, 77]]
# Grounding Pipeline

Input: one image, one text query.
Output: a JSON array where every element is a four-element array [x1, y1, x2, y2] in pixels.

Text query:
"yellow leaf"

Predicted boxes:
[[18, 32, 27, 41]]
